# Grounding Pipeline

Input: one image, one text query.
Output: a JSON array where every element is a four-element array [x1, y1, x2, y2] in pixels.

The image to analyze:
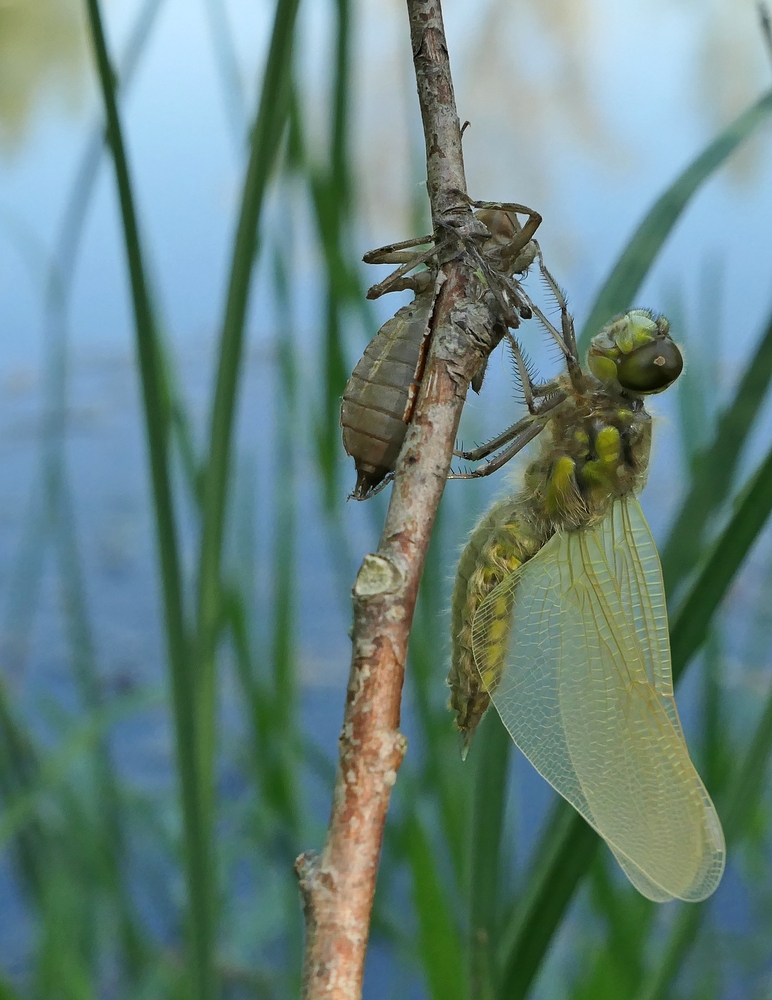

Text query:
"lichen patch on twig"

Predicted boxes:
[[352, 554, 403, 597]]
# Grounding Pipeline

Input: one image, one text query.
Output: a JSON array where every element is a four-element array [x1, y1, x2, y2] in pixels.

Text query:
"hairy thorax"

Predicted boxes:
[[523, 373, 653, 537]]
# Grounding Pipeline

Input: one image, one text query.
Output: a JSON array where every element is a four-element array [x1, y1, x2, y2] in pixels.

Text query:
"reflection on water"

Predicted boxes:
[[0, 0, 86, 149]]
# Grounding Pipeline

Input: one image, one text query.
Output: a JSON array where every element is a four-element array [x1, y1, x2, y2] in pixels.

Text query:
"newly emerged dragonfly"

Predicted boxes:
[[341, 202, 551, 499], [449, 289, 725, 902]]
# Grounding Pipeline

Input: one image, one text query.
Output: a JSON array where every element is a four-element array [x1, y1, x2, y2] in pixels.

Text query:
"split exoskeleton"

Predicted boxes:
[[340, 197, 573, 499]]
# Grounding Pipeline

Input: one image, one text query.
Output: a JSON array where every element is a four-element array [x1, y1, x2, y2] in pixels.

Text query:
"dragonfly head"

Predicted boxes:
[[587, 310, 683, 395]]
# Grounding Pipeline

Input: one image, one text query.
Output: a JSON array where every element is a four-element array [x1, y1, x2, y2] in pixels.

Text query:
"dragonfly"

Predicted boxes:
[[341, 201, 555, 499], [448, 277, 725, 903]]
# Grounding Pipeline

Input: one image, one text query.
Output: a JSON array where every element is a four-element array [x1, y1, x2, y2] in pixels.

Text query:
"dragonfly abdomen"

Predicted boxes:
[[341, 288, 435, 499], [449, 404, 652, 752], [449, 496, 544, 754]]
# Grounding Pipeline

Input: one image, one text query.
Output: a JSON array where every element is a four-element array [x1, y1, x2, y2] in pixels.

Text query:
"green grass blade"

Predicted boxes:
[[0, 685, 48, 903], [403, 814, 466, 1000], [568, 861, 650, 1000], [223, 248, 300, 840], [81, 2, 211, 996], [286, 0, 369, 508], [52, 476, 147, 977], [578, 89, 772, 350], [223, 243, 304, 854], [331, 0, 351, 207], [720, 669, 772, 844], [50, 0, 166, 303], [313, 0, 355, 506], [318, 0, 354, 505], [668, 289, 705, 463], [0, 692, 158, 851], [225, 584, 301, 853], [631, 907, 703, 1000], [496, 438, 772, 998], [0, 473, 48, 676], [669, 442, 772, 667], [268, 248, 304, 845], [271, 250, 299, 740], [662, 305, 772, 593], [0, 973, 25, 1000], [195, 0, 300, 792], [496, 805, 597, 1000], [700, 630, 730, 800], [469, 714, 511, 1000], [202, 0, 247, 144], [668, 285, 730, 801], [36, 860, 96, 1000]]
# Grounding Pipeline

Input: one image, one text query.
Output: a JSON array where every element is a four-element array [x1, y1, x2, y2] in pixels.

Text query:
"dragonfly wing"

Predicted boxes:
[[601, 498, 681, 734], [471, 497, 725, 902]]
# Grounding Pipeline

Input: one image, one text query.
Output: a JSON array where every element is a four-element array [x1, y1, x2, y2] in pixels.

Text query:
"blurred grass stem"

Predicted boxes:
[[82, 1, 213, 996], [578, 89, 772, 351], [195, 0, 299, 802]]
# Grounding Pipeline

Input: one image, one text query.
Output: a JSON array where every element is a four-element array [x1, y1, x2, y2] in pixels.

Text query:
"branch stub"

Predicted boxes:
[[353, 554, 403, 598]]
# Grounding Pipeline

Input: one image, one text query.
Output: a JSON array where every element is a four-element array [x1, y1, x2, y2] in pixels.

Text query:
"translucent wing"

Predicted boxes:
[[471, 497, 725, 902]]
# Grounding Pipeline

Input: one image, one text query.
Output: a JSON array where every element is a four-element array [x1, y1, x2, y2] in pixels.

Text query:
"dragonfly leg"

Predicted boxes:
[[465, 242, 527, 328], [365, 243, 440, 300], [505, 331, 546, 413], [372, 273, 433, 295], [535, 254, 582, 382], [449, 422, 545, 480], [347, 470, 394, 501], [515, 284, 570, 359], [455, 391, 564, 463], [455, 413, 537, 462], [363, 234, 434, 263], [468, 199, 543, 248], [533, 378, 564, 398]]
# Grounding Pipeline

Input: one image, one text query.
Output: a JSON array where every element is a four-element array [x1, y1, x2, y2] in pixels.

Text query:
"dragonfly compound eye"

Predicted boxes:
[[589, 310, 683, 395], [616, 337, 684, 393]]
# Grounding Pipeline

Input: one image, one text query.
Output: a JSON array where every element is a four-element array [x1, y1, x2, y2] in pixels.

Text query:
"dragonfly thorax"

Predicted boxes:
[[524, 381, 653, 534], [514, 309, 684, 532]]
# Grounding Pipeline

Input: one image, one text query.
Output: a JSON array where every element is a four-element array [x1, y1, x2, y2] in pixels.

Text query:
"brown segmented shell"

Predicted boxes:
[[341, 284, 435, 499], [343, 209, 541, 499]]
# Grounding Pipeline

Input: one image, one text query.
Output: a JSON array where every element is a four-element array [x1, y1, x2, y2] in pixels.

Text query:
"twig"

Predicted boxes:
[[295, 2, 506, 998]]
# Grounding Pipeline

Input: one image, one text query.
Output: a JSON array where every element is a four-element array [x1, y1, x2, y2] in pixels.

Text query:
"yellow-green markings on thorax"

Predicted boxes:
[[449, 310, 683, 748]]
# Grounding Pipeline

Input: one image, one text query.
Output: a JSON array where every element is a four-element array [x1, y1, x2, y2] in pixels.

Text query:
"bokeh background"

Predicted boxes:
[[2, 0, 772, 997]]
